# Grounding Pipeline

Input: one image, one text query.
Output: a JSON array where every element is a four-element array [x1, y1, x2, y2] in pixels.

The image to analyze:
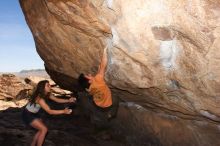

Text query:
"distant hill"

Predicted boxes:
[[19, 69, 45, 73], [15, 69, 50, 78]]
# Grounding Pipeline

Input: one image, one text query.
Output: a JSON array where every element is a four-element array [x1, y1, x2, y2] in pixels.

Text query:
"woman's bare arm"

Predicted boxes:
[[38, 98, 71, 115], [49, 94, 76, 103]]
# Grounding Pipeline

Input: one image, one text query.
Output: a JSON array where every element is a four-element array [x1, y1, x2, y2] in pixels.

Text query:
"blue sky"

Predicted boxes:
[[0, 1, 44, 72]]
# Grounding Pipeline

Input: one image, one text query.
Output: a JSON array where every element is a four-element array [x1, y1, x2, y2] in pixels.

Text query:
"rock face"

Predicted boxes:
[[19, 0, 220, 144], [0, 74, 30, 100], [19, 0, 220, 121]]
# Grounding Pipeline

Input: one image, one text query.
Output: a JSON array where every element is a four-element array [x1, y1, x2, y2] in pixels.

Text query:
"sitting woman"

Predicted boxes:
[[22, 80, 75, 146]]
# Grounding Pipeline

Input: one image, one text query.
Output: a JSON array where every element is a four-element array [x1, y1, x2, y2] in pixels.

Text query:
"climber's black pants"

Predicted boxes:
[[78, 91, 119, 128]]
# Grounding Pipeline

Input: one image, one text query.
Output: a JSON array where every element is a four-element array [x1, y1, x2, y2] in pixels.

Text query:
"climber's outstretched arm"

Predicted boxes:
[[97, 46, 108, 78]]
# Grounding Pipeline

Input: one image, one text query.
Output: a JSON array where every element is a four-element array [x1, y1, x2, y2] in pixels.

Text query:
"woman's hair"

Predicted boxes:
[[78, 73, 90, 90], [30, 80, 50, 105]]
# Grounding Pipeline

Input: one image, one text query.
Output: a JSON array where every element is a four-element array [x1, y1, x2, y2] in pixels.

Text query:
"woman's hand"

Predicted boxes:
[[68, 97, 76, 103], [64, 108, 72, 114]]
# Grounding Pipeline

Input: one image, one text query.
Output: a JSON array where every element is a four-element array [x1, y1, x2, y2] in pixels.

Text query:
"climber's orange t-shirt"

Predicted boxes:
[[88, 75, 112, 108]]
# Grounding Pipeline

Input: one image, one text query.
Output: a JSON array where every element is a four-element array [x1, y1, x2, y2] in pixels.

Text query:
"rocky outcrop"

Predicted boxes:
[[0, 74, 70, 101], [19, 0, 220, 145], [0, 74, 30, 100], [20, 0, 220, 122]]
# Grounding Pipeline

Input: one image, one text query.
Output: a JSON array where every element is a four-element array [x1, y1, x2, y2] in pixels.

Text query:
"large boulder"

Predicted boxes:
[[20, 0, 220, 123], [19, 0, 220, 145]]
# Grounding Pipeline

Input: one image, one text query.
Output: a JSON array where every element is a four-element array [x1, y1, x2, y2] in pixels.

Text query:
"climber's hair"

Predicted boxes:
[[78, 73, 90, 90]]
